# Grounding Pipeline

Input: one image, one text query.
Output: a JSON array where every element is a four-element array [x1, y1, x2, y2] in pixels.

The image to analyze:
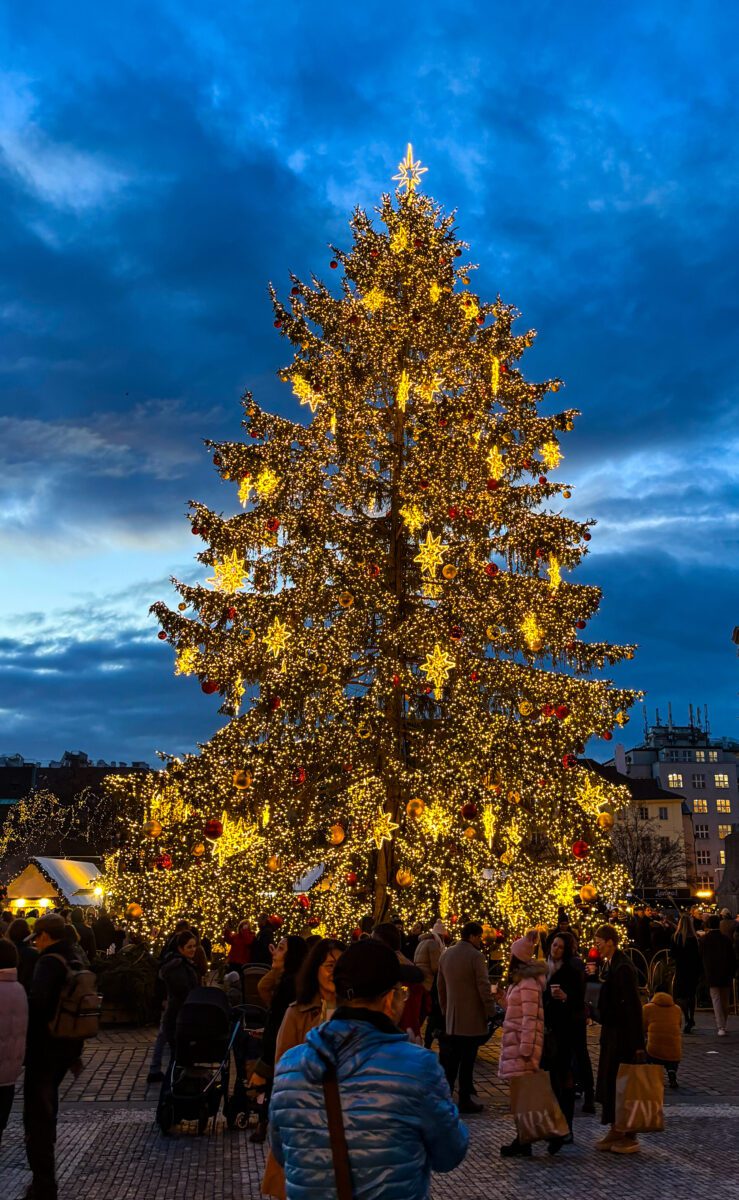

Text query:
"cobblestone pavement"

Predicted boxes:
[[3, 1013, 738, 1199]]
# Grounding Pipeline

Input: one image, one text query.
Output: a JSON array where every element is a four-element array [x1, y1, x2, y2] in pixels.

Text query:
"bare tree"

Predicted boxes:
[[611, 806, 688, 891]]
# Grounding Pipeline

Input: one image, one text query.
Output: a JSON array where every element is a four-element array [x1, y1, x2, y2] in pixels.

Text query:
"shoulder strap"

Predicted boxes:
[[322, 1063, 353, 1200]]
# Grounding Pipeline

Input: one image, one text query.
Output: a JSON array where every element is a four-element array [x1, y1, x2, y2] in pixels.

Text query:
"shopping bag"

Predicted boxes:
[[509, 1070, 569, 1143], [615, 1063, 665, 1133]]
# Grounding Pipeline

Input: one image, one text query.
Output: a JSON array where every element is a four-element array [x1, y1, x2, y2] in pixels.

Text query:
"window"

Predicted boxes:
[[717, 798, 732, 814], [639, 806, 649, 820], [715, 773, 730, 789], [719, 850, 726, 866], [695, 750, 705, 762], [693, 798, 708, 813], [708, 750, 718, 762], [697, 873, 713, 888], [718, 825, 732, 840], [694, 823, 709, 839], [696, 849, 711, 865], [692, 773, 706, 789], [659, 806, 668, 821], [667, 773, 683, 789]]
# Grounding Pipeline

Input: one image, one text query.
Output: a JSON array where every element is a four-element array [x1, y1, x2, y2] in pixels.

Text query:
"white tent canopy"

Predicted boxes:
[[6, 857, 101, 906]]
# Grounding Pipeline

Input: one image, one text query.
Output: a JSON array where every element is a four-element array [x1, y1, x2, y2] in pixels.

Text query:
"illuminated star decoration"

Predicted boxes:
[[520, 612, 544, 650], [487, 445, 505, 480], [213, 811, 259, 866], [292, 375, 324, 413], [255, 467, 280, 499], [392, 143, 428, 194], [541, 440, 563, 470], [429, 281, 441, 304], [414, 530, 448, 578], [396, 370, 410, 412], [400, 503, 425, 535], [263, 615, 292, 658], [362, 287, 386, 312], [547, 556, 562, 590], [371, 807, 400, 850], [390, 226, 409, 253], [175, 646, 199, 676], [208, 550, 248, 592], [578, 776, 608, 817], [420, 642, 455, 698]]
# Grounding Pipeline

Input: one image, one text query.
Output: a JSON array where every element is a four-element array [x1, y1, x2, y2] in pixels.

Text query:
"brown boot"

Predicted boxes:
[[595, 1127, 624, 1151]]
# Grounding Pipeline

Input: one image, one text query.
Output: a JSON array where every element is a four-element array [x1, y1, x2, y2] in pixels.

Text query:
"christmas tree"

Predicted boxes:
[[105, 146, 637, 942]]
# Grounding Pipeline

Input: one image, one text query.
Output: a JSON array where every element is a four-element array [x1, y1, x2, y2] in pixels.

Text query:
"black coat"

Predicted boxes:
[[26, 939, 83, 1068], [72, 921, 97, 963], [14, 941, 39, 993], [595, 950, 644, 1125], [671, 935, 702, 997], [544, 959, 586, 1046], [700, 930, 735, 988], [159, 954, 199, 1040], [250, 928, 274, 967]]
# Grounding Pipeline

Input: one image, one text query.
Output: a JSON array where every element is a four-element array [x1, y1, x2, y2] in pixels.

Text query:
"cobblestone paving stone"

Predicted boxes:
[[2, 1014, 738, 1198]]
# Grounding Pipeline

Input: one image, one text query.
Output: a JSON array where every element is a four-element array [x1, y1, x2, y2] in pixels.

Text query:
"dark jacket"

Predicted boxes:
[[700, 930, 735, 988], [595, 949, 644, 1125], [254, 973, 298, 1081], [92, 913, 117, 953], [270, 1008, 468, 1199], [14, 941, 39, 994], [71, 918, 97, 964], [26, 940, 83, 1068], [160, 954, 199, 1039], [544, 959, 585, 1046], [250, 928, 274, 967], [670, 935, 702, 997]]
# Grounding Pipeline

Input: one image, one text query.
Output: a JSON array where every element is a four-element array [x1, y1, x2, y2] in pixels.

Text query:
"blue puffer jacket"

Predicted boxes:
[[269, 1008, 468, 1200]]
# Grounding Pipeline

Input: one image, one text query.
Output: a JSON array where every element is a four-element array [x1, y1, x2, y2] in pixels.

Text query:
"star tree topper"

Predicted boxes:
[[392, 143, 428, 194]]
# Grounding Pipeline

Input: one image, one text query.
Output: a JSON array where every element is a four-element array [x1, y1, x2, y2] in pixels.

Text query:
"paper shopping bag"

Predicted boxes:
[[509, 1070, 569, 1143], [615, 1063, 665, 1133]]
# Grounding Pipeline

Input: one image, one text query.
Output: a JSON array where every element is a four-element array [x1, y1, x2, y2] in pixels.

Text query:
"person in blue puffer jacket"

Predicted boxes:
[[269, 939, 469, 1200]]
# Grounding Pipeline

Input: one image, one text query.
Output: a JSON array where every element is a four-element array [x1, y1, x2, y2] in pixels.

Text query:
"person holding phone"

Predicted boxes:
[[543, 932, 586, 1152]]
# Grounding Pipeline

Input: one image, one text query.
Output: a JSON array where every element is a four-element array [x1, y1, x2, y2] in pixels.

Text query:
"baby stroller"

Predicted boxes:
[[157, 986, 239, 1135], [225, 1003, 267, 1131]]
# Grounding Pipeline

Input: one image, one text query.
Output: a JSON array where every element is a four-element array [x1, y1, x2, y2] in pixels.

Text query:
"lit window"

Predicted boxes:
[[708, 750, 718, 762], [693, 798, 708, 813], [695, 750, 705, 763], [696, 849, 711, 865], [639, 806, 649, 820], [717, 798, 731, 814], [715, 774, 730, 789], [718, 825, 732, 839], [659, 806, 668, 821], [667, 773, 683, 789], [695, 823, 709, 839], [719, 850, 726, 866], [692, 773, 706, 789]]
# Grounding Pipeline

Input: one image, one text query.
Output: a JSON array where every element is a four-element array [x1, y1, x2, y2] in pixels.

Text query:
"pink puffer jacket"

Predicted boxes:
[[0, 967, 28, 1087], [498, 961, 547, 1079]]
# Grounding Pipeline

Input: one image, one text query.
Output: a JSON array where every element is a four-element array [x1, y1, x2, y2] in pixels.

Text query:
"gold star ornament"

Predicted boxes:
[[263, 615, 292, 658], [414, 530, 448, 578], [208, 550, 248, 592], [392, 143, 428, 194], [420, 642, 455, 698], [371, 807, 400, 850]]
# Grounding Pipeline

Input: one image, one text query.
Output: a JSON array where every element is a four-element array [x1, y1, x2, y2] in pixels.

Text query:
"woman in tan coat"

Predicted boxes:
[[261, 938, 344, 1199], [642, 992, 682, 1088]]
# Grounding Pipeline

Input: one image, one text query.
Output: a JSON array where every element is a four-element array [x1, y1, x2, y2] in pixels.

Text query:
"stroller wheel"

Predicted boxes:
[[157, 1099, 175, 1135]]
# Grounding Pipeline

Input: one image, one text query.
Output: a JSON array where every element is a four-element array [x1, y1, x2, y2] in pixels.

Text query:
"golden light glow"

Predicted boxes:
[[520, 612, 544, 650], [208, 551, 248, 593], [396, 370, 410, 412], [255, 467, 280, 499], [292, 375, 324, 413], [263, 616, 292, 658], [414, 531, 448, 578], [390, 226, 409, 253], [371, 807, 400, 850], [487, 445, 505, 480], [420, 642, 455, 698], [392, 143, 428, 194], [175, 647, 199, 676], [491, 357, 500, 393], [541, 440, 562, 470], [362, 287, 387, 312], [400, 503, 425, 535], [547, 556, 562, 590]]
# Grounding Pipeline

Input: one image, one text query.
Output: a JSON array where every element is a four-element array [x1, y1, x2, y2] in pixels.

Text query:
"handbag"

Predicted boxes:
[[322, 1063, 354, 1200], [509, 1070, 569, 1143], [615, 1063, 665, 1133]]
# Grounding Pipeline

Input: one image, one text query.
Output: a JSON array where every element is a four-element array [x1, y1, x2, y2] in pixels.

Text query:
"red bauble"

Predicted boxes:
[[307, 916, 320, 928], [522, 459, 531, 470], [438, 417, 448, 428], [227, 606, 237, 620], [576, 620, 586, 630], [157, 631, 167, 641], [291, 286, 300, 296], [500, 364, 508, 374], [542, 703, 555, 717], [342, 761, 353, 772], [555, 704, 570, 720], [266, 517, 280, 533], [345, 871, 358, 885], [583, 532, 592, 542], [213, 454, 222, 466], [486, 478, 500, 492], [562, 752, 577, 769], [419, 479, 429, 490], [370, 249, 379, 258], [204, 818, 223, 839], [476, 315, 485, 326], [450, 625, 463, 640], [329, 259, 338, 269], [293, 767, 307, 785], [269, 696, 282, 711], [535, 548, 544, 559], [297, 894, 310, 910], [485, 563, 499, 578], [463, 507, 474, 519], [268, 914, 283, 927], [367, 562, 380, 578], [423, 685, 433, 695], [448, 506, 458, 519], [274, 319, 282, 329], [201, 680, 220, 694], [572, 839, 590, 860], [413, 238, 423, 248], [191, 525, 200, 536], [538, 475, 547, 485], [461, 801, 478, 820], [454, 249, 463, 257], [392, 673, 400, 687], [450, 913, 459, 924], [470, 670, 479, 682], [602, 731, 613, 741], [154, 853, 172, 871]]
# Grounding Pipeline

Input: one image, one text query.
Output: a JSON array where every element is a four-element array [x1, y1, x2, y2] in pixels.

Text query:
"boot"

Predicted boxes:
[[249, 1119, 268, 1144], [500, 1138, 532, 1158], [595, 1127, 624, 1151], [610, 1133, 640, 1154], [459, 1097, 484, 1114], [668, 1070, 678, 1089], [581, 1091, 596, 1114]]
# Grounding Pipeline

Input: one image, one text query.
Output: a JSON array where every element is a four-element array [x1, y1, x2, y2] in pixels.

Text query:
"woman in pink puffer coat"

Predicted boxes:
[[498, 936, 547, 1157], [0, 939, 29, 1144]]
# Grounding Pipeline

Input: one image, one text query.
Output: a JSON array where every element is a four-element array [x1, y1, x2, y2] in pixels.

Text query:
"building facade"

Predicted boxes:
[[608, 713, 739, 896]]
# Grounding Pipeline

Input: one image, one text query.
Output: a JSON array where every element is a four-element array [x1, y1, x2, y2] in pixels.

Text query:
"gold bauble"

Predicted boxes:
[[508, 790, 521, 804], [395, 868, 413, 887], [518, 701, 533, 717], [143, 819, 162, 838], [615, 710, 630, 726], [406, 797, 425, 818], [244, 627, 256, 645], [580, 884, 597, 902], [233, 769, 253, 789], [318, 663, 328, 677], [267, 854, 282, 872], [356, 722, 371, 739], [126, 903, 143, 920], [562, 489, 572, 499], [191, 842, 206, 858], [338, 592, 354, 609], [178, 602, 187, 611], [463, 826, 476, 840], [442, 564, 458, 580], [330, 823, 345, 845], [530, 639, 544, 652], [597, 812, 615, 830]]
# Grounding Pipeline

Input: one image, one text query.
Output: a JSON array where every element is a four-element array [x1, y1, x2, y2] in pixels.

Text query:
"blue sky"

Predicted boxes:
[[2, 2, 738, 765]]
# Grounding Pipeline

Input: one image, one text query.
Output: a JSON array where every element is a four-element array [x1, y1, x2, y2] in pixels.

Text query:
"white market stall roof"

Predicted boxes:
[[6, 857, 101, 904]]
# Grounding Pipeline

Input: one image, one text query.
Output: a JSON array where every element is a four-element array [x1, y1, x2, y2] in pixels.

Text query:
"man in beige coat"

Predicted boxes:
[[437, 922, 495, 1113]]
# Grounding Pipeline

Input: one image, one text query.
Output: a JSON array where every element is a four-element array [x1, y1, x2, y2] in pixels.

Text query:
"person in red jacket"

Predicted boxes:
[[224, 920, 255, 968]]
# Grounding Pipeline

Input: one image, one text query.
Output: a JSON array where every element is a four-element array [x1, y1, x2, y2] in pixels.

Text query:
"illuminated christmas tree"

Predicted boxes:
[[106, 147, 637, 941]]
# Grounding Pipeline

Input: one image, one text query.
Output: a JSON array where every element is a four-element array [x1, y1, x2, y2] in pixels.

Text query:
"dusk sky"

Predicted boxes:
[[2, 2, 738, 766]]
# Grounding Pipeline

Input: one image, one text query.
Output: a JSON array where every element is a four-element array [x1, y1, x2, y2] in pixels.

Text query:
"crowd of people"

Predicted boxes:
[[1, 900, 739, 1198]]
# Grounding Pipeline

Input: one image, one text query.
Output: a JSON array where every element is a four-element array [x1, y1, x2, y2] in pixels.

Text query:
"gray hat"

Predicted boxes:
[[27, 914, 66, 942]]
